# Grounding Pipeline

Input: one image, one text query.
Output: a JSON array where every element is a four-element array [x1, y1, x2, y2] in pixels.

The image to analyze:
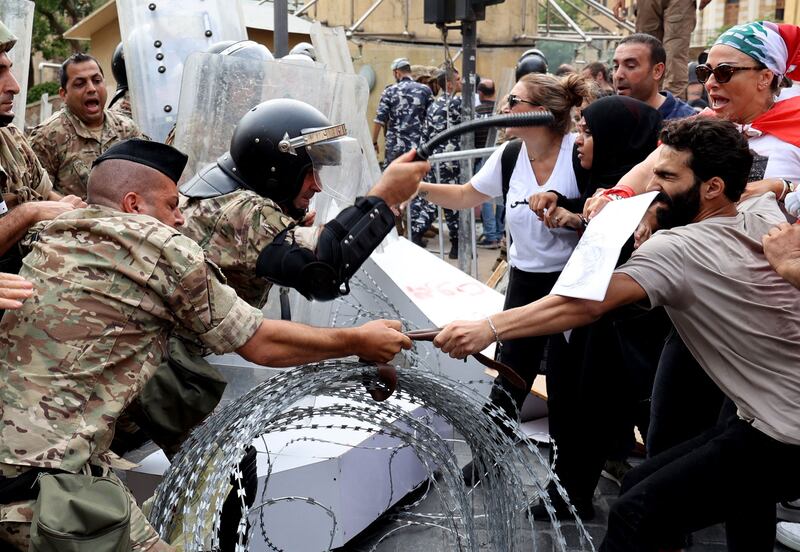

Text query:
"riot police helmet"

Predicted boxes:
[[515, 52, 549, 80], [111, 42, 127, 90], [206, 40, 274, 61], [289, 41, 316, 61], [220, 98, 331, 208]]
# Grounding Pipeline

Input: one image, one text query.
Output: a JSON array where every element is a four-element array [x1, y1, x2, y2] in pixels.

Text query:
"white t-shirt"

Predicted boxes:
[[472, 135, 580, 273]]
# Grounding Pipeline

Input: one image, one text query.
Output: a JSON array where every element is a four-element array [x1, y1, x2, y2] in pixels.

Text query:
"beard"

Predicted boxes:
[[0, 112, 13, 127], [654, 182, 702, 230]]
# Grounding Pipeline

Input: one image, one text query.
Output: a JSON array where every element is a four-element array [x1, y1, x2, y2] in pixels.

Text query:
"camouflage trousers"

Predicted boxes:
[[409, 196, 458, 241]]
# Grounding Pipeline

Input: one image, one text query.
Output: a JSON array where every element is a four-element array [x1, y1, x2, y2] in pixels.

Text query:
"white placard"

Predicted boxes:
[[551, 191, 659, 301]]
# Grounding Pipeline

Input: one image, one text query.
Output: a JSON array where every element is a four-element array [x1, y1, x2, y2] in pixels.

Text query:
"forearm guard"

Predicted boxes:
[[255, 196, 395, 301]]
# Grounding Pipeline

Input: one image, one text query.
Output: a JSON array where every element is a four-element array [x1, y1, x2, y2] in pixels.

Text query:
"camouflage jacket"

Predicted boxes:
[[0, 205, 263, 473], [374, 76, 432, 165], [28, 107, 144, 199], [0, 125, 55, 273], [422, 93, 463, 184], [0, 124, 52, 201], [179, 189, 298, 309]]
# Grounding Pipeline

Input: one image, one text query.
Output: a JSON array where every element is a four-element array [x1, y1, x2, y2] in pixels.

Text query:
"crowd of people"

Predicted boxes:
[[0, 7, 796, 552], [371, 12, 800, 552]]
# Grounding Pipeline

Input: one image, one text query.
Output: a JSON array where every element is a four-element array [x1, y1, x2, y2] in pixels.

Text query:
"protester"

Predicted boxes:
[[612, 34, 695, 120], [581, 61, 614, 96], [411, 73, 593, 440], [526, 95, 664, 519]]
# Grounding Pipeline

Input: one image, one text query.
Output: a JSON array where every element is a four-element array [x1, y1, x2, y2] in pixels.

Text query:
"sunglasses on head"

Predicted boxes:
[[507, 94, 537, 109], [694, 63, 762, 84]]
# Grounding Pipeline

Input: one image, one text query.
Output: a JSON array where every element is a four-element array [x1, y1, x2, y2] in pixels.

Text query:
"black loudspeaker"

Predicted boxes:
[[424, 0, 457, 24]]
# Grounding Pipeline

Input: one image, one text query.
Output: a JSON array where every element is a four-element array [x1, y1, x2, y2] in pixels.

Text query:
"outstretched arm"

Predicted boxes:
[[416, 181, 491, 210], [237, 318, 412, 367], [433, 273, 648, 358]]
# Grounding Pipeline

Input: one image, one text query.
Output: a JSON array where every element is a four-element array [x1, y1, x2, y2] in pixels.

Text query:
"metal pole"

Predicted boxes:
[[294, 0, 320, 17], [459, 17, 477, 278], [274, 0, 289, 57], [348, 0, 386, 33]]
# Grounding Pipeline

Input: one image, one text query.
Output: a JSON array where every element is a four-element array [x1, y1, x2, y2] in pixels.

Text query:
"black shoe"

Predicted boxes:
[[528, 495, 595, 522], [411, 234, 428, 248], [448, 240, 458, 259]]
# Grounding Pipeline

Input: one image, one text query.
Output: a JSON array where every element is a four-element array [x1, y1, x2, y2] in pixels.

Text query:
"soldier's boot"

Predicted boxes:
[[448, 239, 458, 260]]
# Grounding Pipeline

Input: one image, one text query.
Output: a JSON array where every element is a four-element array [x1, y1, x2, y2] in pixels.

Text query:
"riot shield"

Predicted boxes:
[[116, 0, 246, 141], [308, 136, 365, 224], [174, 53, 377, 325], [0, 0, 33, 130]]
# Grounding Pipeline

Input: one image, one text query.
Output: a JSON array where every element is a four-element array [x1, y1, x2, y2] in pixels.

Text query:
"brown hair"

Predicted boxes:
[[517, 73, 593, 134]]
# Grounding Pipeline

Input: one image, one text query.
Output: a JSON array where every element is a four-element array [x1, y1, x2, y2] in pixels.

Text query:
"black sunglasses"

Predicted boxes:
[[695, 63, 762, 84], [507, 94, 538, 109]]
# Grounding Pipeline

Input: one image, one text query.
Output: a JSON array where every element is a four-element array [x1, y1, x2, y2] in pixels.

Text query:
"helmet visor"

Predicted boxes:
[[308, 136, 363, 205], [306, 136, 365, 224]]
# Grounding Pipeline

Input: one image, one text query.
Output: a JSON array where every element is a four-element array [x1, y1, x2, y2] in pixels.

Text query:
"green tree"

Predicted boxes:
[[32, 0, 101, 60]]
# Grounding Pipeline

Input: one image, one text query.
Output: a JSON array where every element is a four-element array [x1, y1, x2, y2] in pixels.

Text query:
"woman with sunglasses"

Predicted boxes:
[[413, 72, 595, 452], [584, 20, 800, 218]]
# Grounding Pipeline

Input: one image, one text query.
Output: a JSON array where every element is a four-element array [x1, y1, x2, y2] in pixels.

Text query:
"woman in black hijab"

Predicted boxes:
[[534, 95, 662, 229], [526, 95, 666, 522]]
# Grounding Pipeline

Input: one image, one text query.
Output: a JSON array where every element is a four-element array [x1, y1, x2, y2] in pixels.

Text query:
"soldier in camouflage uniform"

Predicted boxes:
[[410, 67, 463, 258], [372, 57, 433, 168], [29, 52, 144, 199], [0, 139, 413, 552], [0, 20, 84, 275]]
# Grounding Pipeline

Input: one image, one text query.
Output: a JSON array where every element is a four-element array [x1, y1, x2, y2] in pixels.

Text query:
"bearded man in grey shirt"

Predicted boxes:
[[434, 116, 800, 551]]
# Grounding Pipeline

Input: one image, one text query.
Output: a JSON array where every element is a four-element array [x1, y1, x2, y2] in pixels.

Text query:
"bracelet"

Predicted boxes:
[[779, 179, 789, 202], [485, 316, 500, 342]]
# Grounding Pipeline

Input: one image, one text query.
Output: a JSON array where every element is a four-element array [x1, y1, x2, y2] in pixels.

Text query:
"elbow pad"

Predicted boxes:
[[256, 196, 394, 301]]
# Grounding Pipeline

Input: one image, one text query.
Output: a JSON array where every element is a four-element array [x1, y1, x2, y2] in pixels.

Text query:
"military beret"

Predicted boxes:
[[92, 139, 188, 184], [0, 20, 17, 54]]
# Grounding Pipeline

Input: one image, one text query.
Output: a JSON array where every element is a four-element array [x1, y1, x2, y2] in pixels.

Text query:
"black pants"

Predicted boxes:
[[488, 267, 561, 419], [601, 417, 800, 552], [647, 328, 727, 456]]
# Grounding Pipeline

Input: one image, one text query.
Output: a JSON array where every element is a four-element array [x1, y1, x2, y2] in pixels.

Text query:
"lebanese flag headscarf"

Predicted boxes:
[[711, 21, 800, 147]]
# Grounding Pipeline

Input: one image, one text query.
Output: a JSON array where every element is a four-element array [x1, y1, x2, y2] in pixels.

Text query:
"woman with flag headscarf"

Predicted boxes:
[[583, 20, 800, 216]]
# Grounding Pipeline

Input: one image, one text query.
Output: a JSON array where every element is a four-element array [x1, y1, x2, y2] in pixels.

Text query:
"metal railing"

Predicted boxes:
[[406, 145, 500, 278]]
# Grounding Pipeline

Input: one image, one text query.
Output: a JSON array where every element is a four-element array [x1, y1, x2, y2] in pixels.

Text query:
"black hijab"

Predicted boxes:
[[577, 95, 662, 194]]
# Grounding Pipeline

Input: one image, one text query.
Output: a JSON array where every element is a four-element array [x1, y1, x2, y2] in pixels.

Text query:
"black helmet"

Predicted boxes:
[[219, 98, 331, 208], [206, 39, 274, 61], [518, 48, 546, 63], [516, 52, 548, 81], [111, 42, 127, 91]]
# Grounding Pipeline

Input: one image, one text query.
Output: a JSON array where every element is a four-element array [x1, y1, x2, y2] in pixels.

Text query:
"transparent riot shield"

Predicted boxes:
[[174, 53, 378, 325], [116, 0, 246, 141], [0, 0, 33, 130]]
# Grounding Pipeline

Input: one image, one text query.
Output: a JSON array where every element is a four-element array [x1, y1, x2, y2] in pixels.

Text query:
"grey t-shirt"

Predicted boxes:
[[616, 194, 800, 445]]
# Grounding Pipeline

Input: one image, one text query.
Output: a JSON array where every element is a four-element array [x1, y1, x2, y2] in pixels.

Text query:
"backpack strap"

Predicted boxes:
[[501, 139, 523, 209]]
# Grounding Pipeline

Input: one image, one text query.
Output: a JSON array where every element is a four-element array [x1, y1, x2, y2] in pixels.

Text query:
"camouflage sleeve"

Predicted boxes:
[[155, 234, 263, 354], [374, 88, 392, 125], [241, 201, 295, 268], [28, 125, 60, 184], [30, 154, 53, 199]]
